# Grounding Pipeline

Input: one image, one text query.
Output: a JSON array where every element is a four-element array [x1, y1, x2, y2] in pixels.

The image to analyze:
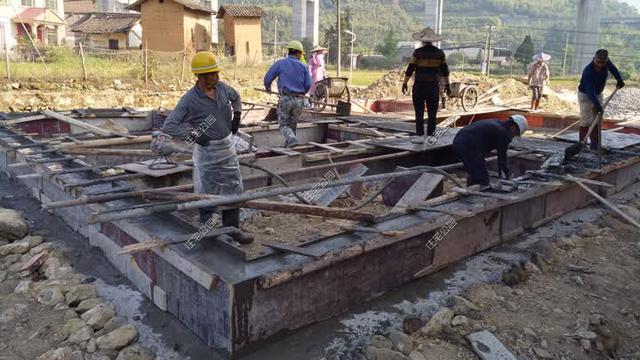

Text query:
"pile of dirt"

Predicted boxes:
[[604, 87, 640, 120], [497, 78, 530, 99], [353, 69, 405, 100]]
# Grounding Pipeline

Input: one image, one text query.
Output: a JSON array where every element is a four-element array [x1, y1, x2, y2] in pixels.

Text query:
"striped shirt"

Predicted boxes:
[[405, 45, 450, 83]]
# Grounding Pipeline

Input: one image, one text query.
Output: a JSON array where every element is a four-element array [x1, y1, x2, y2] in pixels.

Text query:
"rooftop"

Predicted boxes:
[[216, 4, 265, 19]]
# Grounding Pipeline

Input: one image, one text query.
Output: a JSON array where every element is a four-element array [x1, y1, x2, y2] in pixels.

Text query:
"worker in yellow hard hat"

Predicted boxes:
[[162, 51, 253, 244], [264, 40, 312, 147]]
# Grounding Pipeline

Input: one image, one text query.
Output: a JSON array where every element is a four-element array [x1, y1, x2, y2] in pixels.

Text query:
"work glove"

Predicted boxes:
[[401, 83, 408, 95], [231, 111, 241, 135], [617, 80, 625, 89], [594, 103, 604, 115], [445, 83, 452, 97]]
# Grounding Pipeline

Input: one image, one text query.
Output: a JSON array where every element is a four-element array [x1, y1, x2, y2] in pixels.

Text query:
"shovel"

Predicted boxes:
[[564, 88, 619, 161]]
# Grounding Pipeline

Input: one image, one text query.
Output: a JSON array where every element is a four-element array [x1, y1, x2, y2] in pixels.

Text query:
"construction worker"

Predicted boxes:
[[453, 115, 528, 186], [264, 40, 312, 147], [528, 52, 551, 111], [401, 27, 451, 144], [162, 51, 253, 244], [578, 49, 625, 150]]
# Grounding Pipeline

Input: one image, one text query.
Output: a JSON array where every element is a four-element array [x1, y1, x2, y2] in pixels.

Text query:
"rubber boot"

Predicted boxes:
[[579, 126, 589, 143], [589, 124, 599, 151], [534, 99, 540, 111], [531, 99, 536, 110]]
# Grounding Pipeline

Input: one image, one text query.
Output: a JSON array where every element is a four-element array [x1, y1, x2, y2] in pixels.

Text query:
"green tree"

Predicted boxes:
[[514, 35, 535, 71], [376, 30, 398, 58], [447, 51, 466, 67]]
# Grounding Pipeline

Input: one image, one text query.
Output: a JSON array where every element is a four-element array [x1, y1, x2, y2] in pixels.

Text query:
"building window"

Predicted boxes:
[[21, 0, 33, 6], [46, 0, 57, 10]]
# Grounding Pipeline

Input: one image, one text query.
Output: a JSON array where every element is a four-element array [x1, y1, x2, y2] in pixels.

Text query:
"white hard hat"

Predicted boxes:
[[510, 115, 528, 136]]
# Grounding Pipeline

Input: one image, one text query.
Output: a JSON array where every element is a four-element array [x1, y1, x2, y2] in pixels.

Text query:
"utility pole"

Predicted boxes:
[[336, 0, 341, 77], [345, 29, 356, 84], [273, 19, 278, 63], [562, 34, 569, 78], [484, 25, 493, 76]]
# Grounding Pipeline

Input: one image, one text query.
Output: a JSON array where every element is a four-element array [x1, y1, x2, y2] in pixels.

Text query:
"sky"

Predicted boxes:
[[625, 0, 640, 11]]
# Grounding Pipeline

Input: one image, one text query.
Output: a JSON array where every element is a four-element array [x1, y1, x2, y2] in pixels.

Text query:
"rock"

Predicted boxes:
[[558, 236, 576, 249], [54, 303, 68, 311], [420, 307, 454, 336], [68, 325, 93, 344], [0, 303, 27, 324], [36, 346, 74, 360], [523, 327, 537, 337], [590, 314, 604, 326], [115, 345, 154, 360], [402, 317, 423, 335], [502, 262, 530, 286], [580, 339, 591, 350], [36, 287, 65, 306], [97, 324, 138, 350], [113, 80, 124, 90], [449, 295, 481, 318], [364, 346, 408, 360], [63, 318, 88, 338], [14, 280, 32, 295], [0, 209, 29, 241], [10, 83, 20, 90], [22, 235, 43, 248], [451, 315, 468, 327], [407, 351, 426, 360], [64, 309, 79, 320], [0, 270, 6, 282], [505, 301, 518, 312], [77, 298, 105, 313], [573, 276, 585, 286], [540, 339, 548, 349], [388, 330, 414, 355], [82, 305, 115, 330], [66, 284, 97, 305], [87, 338, 98, 353], [574, 329, 597, 340], [463, 284, 498, 305], [531, 253, 552, 272], [534, 347, 553, 359], [523, 261, 541, 274], [368, 334, 393, 349], [29, 242, 54, 256], [4, 254, 21, 265], [0, 241, 30, 256]]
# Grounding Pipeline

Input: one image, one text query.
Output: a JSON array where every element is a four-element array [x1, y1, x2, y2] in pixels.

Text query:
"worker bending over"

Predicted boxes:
[[453, 115, 528, 186], [162, 51, 253, 244], [264, 41, 312, 147], [401, 27, 450, 144], [578, 49, 624, 150]]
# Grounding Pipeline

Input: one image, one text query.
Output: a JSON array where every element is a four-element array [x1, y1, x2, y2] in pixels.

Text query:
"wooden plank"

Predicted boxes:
[[451, 187, 518, 201], [394, 174, 445, 209], [304, 163, 369, 206], [308, 142, 345, 153], [117, 160, 192, 177], [574, 180, 640, 230], [328, 124, 387, 137], [59, 135, 152, 149], [466, 330, 517, 360], [1, 114, 48, 125], [346, 140, 374, 149], [270, 147, 301, 157], [119, 227, 238, 254], [261, 241, 323, 258], [61, 148, 155, 157], [41, 110, 113, 137]]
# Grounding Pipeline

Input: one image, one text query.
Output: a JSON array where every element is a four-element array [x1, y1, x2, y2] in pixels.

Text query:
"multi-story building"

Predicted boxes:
[[0, 0, 66, 49]]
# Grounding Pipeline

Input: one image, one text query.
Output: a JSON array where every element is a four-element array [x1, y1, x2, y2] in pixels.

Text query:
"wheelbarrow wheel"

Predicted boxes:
[[312, 83, 328, 112], [461, 86, 479, 112]]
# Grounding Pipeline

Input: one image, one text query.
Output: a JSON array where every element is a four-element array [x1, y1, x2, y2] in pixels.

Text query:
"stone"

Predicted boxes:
[[115, 345, 154, 360], [575, 329, 597, 340], [82, 305, 115, 330], [64, 309, 79, 320], [36, 346, 74, 360], [29, 242, 54, 256], [100, 317, 121, 335], [420, 307, 454, 336], [10, 82, 20, 90], [590, 314, 604, 326], [36, 287, 65, 306], [580, 339, 591, 350], [54, 303, 68, 311], [0, 209, 29, 241], [523, 327, 537, 337], [97, 324, 138, 350], [0, 270, 6, 282], [451, 315, 468, 327], [540, 339, 548, 349], [534, 347, 553, 359], [449, 295, 481, 318], [62, 318, 87, 338], [407, 351, 426, 360], [364, 347, 408, 360], [573, 276, 585, 286], [505, 301, 518, 312], [113, 80, 124, 90], [388, 330, 414, 355], [87, 338, 98, 353], [0, 241, 30, 256], [368, 334, 393, 349], [14, 280, 32, 295], [76, 298, 105, 313], [22, 235, 43, 248], [463, 284, 498, 305], [0, 303, 27, 324], [3, 254, 21, 265], [523, 261, 541, 274], [402, 317, 423, 335], [68, 325, 93, 344], [264, 227, 275, 235], [66, 284, 97, 305], [558, 237, 576, 249]]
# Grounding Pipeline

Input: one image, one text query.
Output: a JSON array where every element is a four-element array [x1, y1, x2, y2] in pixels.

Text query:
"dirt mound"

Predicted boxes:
[[353, 69, 405, 100]]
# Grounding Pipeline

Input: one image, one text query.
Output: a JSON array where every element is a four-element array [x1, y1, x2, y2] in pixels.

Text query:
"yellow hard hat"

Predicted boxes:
[[191, 51, 221, 75], [287, 40, 304, 52]]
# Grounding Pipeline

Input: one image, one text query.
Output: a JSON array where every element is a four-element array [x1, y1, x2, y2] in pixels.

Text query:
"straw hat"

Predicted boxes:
[[312, 45, 328, 53], [411, 27, 443, 42], [532, 52, 551, 61]]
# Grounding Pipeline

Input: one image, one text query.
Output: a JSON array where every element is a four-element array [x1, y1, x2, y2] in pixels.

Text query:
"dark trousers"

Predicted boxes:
[[412, 82, 440, 136], [199, 208, 240, 228], [453, 135, 490, 186]]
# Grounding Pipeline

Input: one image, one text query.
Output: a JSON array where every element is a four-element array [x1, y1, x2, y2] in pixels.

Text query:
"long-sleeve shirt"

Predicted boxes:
[[162, 82, 242, 141], [405, 45, 450, 83], [578, 60, 623, 107], [455, 120, 514, 174], [264, 55, 312, 94], [528, 62, 549, 87]]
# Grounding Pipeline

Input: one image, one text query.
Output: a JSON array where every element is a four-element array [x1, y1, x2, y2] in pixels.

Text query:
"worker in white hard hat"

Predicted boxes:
[[452, 115, 528, 186], [162, 51, 253, 244], [264, 40, 312, 147]]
